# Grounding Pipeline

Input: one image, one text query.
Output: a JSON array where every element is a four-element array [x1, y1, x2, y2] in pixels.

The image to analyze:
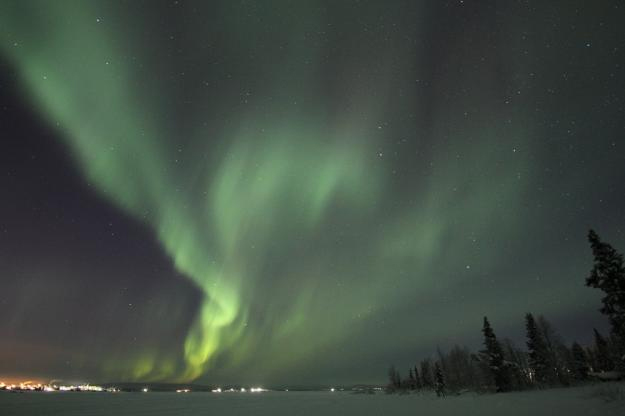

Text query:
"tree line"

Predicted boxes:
[[387, 229, 625, 395]]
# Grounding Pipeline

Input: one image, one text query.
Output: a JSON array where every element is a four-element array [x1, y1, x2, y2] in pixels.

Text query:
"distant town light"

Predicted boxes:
[[250, 387, 266, 393], [0, 381, 115, 393]]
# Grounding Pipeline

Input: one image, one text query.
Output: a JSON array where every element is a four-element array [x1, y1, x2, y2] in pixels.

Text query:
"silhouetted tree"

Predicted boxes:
[[436, 347, 451, 390], [502, 339, 531, 390], [434, 362, 445, 397], [472, 351, 494, 391], [481, 316, 512, 392], [586, 345, 598, 372], [526, 313, 552, 385], [537, 315, 571, 386], [593, 328, 614, 372], [420, 359, 434, 389], [387, 365, 402, 391], [571, 342, 590, 381], [586, 229, 625, 367], [444, 345, 478, 392], [414, 365, 422, 389]]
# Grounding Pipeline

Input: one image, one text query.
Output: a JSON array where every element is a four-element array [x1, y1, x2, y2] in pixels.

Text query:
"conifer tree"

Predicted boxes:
[[482, 316, 511, 392], [571, 342, 589, 381], [593, 328, 614, 372], [388, 365, 402, 391], [434, 362, 445, 397], [420, 359, 434, 389], [586, 229, 625, 366], [414, 365, 422, 390], [526, 313, 551, 385], [408, 368, 416, 390]]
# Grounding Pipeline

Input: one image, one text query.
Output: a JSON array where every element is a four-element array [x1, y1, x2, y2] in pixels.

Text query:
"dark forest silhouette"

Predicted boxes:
[[386, 229, 625, 395]]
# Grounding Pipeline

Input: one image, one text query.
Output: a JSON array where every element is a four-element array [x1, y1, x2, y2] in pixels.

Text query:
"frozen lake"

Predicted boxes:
[[1, 384, 624, 416]]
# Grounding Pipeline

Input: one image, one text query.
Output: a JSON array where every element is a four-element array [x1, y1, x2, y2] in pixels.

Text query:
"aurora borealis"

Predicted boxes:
[[1, 1, 624, 386]]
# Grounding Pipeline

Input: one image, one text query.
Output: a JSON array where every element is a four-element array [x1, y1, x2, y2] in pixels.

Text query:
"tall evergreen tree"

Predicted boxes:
[[388, 365, 402, 391], [586, 229, 625, 367], [526, 313, 552, 385], [414, 365, 422, 390], [435, 347, 450, 391], [420, 359, 434, 389], [482, 317, 512, 392], [571, 342, 590, 381], [434, 361, 445, 397], [585, 346, 598, 372], [593, 328, 614, 372], [408, 368, 416, 390]]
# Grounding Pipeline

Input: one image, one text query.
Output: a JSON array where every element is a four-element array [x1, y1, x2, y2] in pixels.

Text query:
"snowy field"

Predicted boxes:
[[1, 383, 624, 416]]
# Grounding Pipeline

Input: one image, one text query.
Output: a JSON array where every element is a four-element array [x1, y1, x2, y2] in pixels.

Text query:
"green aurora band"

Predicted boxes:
[[2, 1, 608, 384], [0, 1, 396, 381]]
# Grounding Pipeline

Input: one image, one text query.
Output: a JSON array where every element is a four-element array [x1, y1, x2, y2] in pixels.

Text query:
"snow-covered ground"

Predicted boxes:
[[1, 383, 624, 416]]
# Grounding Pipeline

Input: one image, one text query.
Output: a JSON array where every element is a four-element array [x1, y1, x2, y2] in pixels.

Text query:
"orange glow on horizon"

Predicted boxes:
[[0, 376, 47, 385]]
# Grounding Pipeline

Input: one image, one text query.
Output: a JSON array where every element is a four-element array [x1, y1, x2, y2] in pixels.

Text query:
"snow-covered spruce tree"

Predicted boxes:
[[571, 342, 590, 381], [481, 317, 512, 392], [525, 313, 552, 385], [434, 361, 445, 397], [586, 229, 625, 368], [593, 328, 614, 372]]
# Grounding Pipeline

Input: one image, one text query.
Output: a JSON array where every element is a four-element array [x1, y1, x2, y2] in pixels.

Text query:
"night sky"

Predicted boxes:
[[1, 1, 624, 386]]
